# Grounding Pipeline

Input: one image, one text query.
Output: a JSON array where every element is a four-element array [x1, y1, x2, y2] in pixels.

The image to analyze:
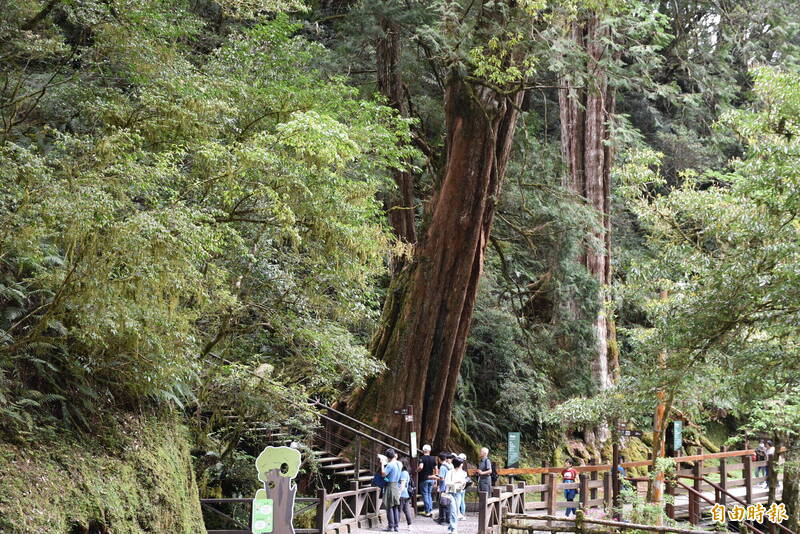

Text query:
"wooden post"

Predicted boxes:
[[589, 459, 598, 502], [580, 473, 589, 510], [603, 472, 612, 510], [691, 460, 703, 525], [743, 454, 753, 504], [316, 488, 327, 534], [518, 481, 526, 513], [719, 446, 727, 506], [666, 477, 675, 520], [354, 436, 361, 484], [350, 480, 360, 523], [493, 487, 502, 534], [540, 461, 547, 504], [478, 490, 488, 534], [546, 473, 557, 525]]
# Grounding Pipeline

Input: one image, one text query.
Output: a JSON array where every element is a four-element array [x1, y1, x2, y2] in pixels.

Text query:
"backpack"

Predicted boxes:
[[490, 458, 499, 486], [756, 448, 766, 461], [372, 471, 387, 488], [407, 473, 416, 499]]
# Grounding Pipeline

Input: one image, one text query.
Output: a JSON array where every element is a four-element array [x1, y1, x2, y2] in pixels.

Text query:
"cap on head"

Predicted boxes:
[[423, 444, 432, 452], [458, 453, 467, 461]]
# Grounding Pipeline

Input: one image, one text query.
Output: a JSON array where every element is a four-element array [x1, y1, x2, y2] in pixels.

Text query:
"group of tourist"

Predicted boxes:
[[379, 445, 495, 534], [379, 446, 589, 532], [754, 439, 776, 487]]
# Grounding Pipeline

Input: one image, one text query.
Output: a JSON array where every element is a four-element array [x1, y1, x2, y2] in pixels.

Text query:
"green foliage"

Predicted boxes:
[[621, 66, 800, 431], [0, 1, 414, 435], [456, 277, 548, 442]]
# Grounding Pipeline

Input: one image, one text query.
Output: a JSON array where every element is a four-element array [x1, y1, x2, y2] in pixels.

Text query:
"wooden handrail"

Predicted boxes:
[[699, 476, 795, 534], [506, 513, 716, 534], [492, 449, 758, 475], [675, 480, 717, 506]]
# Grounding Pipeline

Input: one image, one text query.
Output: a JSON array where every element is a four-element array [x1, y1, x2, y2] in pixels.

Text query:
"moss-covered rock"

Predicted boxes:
[[0, 414, 205, 534]]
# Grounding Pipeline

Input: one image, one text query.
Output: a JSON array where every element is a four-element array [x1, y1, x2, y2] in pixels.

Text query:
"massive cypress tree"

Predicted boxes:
[[347, 1, 533, 449]]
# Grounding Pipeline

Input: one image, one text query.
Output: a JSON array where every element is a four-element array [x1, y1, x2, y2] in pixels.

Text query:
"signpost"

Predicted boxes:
[[253, 446, 301, 534], [252, 498, 274, 534], [507, 432, 521, 469], [667, 421, 683, 456], [410, 431, 418, 458]]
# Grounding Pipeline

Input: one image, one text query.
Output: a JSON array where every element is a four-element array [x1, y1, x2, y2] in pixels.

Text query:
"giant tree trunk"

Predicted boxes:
[[376, 15, 416, 248], [558, 15, 617, 394], [348, 74, 524, 450]]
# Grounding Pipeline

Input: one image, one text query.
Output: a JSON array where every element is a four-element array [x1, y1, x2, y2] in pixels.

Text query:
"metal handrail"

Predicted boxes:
[[316, 411, 410, 456], [310, 399, 410, 449]]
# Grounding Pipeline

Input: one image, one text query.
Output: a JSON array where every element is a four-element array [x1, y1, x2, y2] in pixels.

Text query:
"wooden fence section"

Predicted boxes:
[[315, 482, 385, 534], [502, 511, 719, 534], [477, 449, 786, 534], [203, 483, 384, 534]]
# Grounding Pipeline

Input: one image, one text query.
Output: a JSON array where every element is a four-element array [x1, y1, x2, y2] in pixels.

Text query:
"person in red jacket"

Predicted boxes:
[[561, 458, 578, 517]]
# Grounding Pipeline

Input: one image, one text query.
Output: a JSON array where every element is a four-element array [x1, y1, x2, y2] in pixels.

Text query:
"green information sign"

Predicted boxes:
[[672, 421, 683, 452], [252, 498, 274, 534], [507, 431, 521, 468]]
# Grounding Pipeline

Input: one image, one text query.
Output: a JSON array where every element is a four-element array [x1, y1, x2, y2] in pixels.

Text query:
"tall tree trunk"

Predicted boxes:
[[558, 15, 617, 395], [348, 73, 524, 450], [784, 442, 799, 532], [376, 15, 417, 249]]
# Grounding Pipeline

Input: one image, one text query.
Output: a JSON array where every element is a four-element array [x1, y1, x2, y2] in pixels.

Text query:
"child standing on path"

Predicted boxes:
[[561, 458, 578, 517]]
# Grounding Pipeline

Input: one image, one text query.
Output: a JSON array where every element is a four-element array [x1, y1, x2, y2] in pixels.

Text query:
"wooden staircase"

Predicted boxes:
[[233, 399, 412, 493]]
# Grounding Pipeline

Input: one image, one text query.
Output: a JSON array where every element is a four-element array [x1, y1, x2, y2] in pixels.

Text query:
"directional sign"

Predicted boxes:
[[667, 421, 683, 454], [410, 432, 418, 458], [252, 498, 274, 533], [507, 432, 521, 468]]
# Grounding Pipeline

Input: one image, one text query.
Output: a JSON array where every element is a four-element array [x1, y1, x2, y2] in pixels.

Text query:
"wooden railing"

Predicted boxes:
[[203, 496, 319, 534], [502, 511, 718, 534], [314, 482, 384, 534], [479, 483, 529, 534], [477, 449, 788, 534]]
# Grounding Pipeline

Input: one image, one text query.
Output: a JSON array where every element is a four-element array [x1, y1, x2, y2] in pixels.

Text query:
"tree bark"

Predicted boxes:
[[376, 15, 417, 249], [348, 73, 524, 450], [784, 442, 799, 532], [558, 15, 617, 394]]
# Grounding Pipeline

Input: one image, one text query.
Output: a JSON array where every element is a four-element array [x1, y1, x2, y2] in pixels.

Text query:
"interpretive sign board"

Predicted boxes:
[[253, 446, 301, 534], [507, 432, 521, 468]]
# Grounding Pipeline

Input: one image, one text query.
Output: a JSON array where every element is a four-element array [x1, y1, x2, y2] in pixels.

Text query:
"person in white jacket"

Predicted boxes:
[[444, 457, 467, 534]]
